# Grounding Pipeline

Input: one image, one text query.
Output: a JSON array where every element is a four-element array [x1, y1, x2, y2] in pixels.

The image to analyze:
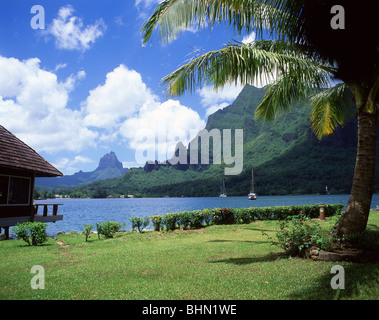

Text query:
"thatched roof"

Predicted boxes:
[[0, 125, 63, 177]]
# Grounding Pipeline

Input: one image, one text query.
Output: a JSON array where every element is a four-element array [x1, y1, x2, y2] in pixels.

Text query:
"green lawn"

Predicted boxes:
[[1, 212, 379, 300]]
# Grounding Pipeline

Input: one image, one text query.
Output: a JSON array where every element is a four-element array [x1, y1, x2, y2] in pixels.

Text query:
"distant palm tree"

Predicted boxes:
[[141, 0, 379, 236]]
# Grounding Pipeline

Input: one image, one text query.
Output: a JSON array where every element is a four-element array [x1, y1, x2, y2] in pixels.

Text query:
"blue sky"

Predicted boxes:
[[0, 0, 255, 174]]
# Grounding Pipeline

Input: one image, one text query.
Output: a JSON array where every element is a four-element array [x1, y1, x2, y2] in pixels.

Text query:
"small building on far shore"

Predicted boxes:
[[0, 125, 64, 239]]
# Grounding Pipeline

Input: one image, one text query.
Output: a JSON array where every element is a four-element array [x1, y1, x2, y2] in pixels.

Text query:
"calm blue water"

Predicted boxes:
[[17, 194, 379, 237]]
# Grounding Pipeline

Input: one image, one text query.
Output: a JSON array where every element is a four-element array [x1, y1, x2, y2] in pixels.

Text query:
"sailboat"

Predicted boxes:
[[248, 168, 257, 200], [219, 179, 227, 197]]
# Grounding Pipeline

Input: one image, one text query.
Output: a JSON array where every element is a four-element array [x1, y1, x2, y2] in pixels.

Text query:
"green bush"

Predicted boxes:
[[234, 208, 254, 224], [13, 222, 48, 246], [96, 221, 124, 239], [152, 203, 344, 232], [273, 214, 324, 257], [232, 203, 344, 224], [162, 213, 179, 231], [150, 215, 163, 231], [202, 208, 213, 226], [129, 216, 150, 233], [177, 211, 192, 229], [189, 210, 204, 229], [212, 208, 235, 225]]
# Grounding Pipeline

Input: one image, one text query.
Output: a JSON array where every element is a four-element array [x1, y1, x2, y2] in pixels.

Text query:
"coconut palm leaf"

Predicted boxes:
[[309, 83, 355, 139], [162, 40, 333, 109], [141, 0, 301, 45]]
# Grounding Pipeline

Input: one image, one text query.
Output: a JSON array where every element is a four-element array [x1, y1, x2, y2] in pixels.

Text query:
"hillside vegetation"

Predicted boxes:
[[56, 85, 379, 198]]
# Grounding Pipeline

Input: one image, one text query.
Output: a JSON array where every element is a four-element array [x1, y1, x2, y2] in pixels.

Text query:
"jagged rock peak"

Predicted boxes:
[[96, 151, 123, 171]]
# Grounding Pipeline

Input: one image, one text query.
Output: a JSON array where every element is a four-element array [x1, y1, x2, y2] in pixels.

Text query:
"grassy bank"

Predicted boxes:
[[1, 212, 379, 300]]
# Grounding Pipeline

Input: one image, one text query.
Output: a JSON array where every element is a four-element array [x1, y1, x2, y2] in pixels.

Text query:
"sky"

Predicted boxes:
[[0, 0, 256, 175]]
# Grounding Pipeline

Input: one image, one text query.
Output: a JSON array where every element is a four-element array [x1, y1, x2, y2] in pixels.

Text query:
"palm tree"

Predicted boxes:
[[141, 0, 379, 236]]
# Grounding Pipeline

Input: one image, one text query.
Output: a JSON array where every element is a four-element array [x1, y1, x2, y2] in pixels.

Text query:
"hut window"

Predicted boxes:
[[8, 177, 30, 205], [0, 175, 31, 205], [0, 176, 8, 204]]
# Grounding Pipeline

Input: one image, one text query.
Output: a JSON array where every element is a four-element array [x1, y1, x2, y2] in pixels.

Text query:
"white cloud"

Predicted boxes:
[[0, 55, 206, 168], [0, 56, 97, 153], [135, 0, 162, 10], [81, 64, 205, 164], [204, 102, 230, 117], [83, 65, 157, 128], [52, 155, 94, 174], [198, 84, 244, 116], [46, 5, 106, 51], [242, 31, 256, 44], [122, 160, 142, 169], [119, 99, 206, 164], [54, 63, 68, 72]]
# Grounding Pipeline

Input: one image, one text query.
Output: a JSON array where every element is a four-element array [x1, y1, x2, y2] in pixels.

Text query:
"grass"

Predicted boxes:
[[1, 212, 379, 300]]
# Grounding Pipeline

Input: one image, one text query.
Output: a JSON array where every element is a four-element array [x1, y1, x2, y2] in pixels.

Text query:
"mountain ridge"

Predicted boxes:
[[46, 84, 379, 197], [36, 151, 128, 188]]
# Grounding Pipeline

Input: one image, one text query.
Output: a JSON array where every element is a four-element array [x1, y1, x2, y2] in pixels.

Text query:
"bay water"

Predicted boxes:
[[27, 194, 379, 237]]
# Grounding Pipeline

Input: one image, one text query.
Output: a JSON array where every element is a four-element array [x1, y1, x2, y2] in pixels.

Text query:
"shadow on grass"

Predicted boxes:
[[210, 252, 287, 264], [287, 261, 379, 299], [208, 239, 271, 244], [245, 227, 276, 232], [367, 224, 379, 231]]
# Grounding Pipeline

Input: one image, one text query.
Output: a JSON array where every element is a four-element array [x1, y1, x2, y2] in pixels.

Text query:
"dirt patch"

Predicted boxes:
[[55, 239, 69, 248]]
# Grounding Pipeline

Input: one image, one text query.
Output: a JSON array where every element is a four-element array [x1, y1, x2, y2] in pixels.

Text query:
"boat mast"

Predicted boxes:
[[251, 168, 254, 193]]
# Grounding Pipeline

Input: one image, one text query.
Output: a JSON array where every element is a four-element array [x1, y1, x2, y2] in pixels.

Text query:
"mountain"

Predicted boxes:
[[36, 151, 128, 188], [63, 85, 379, 197]]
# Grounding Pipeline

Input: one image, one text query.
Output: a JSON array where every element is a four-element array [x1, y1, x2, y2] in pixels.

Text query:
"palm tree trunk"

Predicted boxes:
[[335, 109, 377, 236]]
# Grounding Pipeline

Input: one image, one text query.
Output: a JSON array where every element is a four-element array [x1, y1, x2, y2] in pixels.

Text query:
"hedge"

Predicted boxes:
[[149, 203, 344, 231]]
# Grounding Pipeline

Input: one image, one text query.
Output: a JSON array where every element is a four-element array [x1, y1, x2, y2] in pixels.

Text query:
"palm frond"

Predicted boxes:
[[162, 40, 333, 99], [141, 0, 301, 45], [309, 83, 355, 139]]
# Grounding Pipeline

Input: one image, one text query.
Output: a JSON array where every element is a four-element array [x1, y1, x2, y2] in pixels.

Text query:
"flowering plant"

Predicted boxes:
[[274, 213, 322, 257]]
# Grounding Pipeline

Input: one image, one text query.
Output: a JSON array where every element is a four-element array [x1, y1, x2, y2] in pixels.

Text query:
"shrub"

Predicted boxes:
[[189, 210, 204, 229], [152, 203, 344, 232], [162, 213, 178, 231], [13, 222, 48, 246], [177, 211, 192, 229], [96, 221, 124, 239], [231, 203, 344, 223], [273, 213, 323, 257], [234, 208, 254, 224], [212, 208, 235, 225], [129, 216, 150, 233], [82, 224, 93, 242], [202, 208, 213, 226], [150, 215, 163, 231]]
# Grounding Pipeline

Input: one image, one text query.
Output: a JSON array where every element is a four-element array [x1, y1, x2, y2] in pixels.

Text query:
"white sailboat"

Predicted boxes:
[[248, 168, 257, 200], [219, 179, 227, 197]]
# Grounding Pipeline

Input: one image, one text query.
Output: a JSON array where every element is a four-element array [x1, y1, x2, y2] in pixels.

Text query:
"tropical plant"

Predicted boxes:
[[141, 0, 379, 237], [129, 216, 150, 233], [150, 215, 163, 231], [96, 221, 124, 239], [272, 213, 323, 257], [13, 222, 48, 246], [82, 224, 93, 242]]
